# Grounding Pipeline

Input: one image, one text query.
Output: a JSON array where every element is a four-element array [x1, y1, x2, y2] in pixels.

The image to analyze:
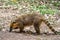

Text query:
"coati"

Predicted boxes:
[[9, 13, 57, 35]]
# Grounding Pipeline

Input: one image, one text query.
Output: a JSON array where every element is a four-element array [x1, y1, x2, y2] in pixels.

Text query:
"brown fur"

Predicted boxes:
[[9, 13, 57, 35]]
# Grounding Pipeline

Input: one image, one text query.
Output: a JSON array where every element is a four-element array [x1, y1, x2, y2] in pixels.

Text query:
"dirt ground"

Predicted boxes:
[[0, 31, 60, 40]]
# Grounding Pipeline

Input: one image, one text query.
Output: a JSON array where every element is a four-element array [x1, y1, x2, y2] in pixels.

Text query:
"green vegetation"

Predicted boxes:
[[0, 0, 59, 15], [31, 5, 58, 15]]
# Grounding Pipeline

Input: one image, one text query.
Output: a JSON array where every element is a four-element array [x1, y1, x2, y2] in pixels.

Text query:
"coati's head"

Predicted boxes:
[[10, 22, 19, 29], [9, 21, 19, 32]]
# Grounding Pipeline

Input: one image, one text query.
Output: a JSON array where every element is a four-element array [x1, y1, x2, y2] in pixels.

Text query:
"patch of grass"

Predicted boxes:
[[31, 5, 58, 15]]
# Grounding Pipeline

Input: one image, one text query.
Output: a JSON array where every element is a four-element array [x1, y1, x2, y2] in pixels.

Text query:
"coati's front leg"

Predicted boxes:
[[19, 26, 24, 33], [9, 26, 12, 32], [9, 22, 13, 32], [19, 22, 24, 33]]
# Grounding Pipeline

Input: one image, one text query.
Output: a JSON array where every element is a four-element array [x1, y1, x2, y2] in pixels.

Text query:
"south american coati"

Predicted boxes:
[[9, 13, 57, 35]]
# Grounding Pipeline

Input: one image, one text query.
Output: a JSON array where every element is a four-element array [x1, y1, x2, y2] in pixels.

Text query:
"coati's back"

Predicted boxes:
[[14, 13, 44, 26]]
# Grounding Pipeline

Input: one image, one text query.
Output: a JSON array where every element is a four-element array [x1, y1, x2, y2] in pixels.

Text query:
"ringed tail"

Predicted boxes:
[[43, 19, 57, 34]]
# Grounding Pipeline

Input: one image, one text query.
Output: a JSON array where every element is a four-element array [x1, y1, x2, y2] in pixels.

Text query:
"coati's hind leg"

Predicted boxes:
[[34, 24, 40, 35], [34, 21, 41, 35], [43, 19, 57, 34]]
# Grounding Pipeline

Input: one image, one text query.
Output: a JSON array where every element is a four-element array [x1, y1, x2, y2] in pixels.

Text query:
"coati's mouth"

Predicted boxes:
[[14, 27, 18, 29]]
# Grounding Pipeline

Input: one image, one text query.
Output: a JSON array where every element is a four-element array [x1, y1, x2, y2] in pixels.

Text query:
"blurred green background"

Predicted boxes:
[[0, 0, 60, 15]]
